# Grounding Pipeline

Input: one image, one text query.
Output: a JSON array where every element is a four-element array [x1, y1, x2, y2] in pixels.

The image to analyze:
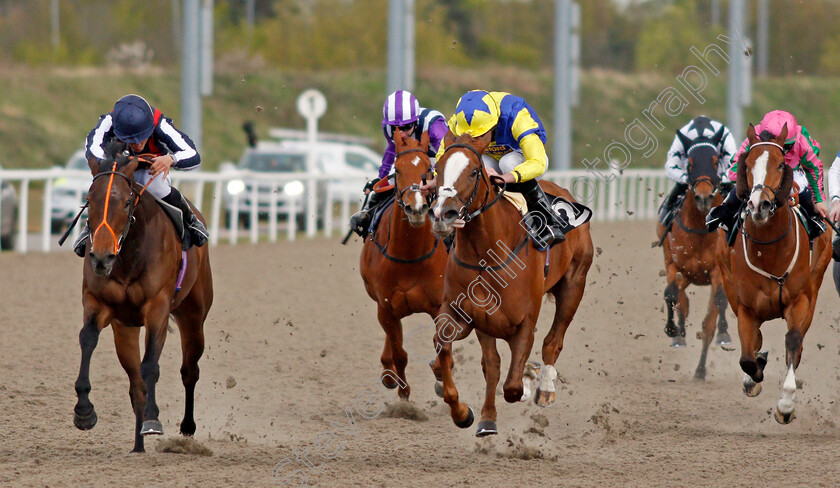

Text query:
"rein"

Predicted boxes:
[[438, 143, 507, 224], [394, 148, 434, 212]]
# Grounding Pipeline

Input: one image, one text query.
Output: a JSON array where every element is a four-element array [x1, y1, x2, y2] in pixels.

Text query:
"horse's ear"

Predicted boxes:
[[472, 129, 493, 154], [735, 151, 749, 199], [120, 156, 141, 177], [776, 123, 788, 145], [419, 130, 430, 153], [711, 125, 725, 146], [87, 156, 100, 176], [747, 124, 757, 145], [676, 130, 692, 151], [393, 128, 405, 151]]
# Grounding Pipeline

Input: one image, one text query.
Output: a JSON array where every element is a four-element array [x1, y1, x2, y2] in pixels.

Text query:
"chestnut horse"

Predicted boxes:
[[655, 133, 731, 379], [428, 132, 593, 436], [716, 124, 831, 423], [359, 130, 448, 399], [73, 141, 213, 452]]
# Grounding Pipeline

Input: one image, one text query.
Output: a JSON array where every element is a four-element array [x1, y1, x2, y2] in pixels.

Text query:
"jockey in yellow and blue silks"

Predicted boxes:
[[435, 90, 565, 245]]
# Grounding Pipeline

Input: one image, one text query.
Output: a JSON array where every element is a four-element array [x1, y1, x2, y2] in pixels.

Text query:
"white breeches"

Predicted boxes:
[[480, 151, 547, 180], [133, 168, 173, 199]]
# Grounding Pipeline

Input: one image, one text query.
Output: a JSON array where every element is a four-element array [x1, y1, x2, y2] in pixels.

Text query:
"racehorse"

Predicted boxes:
[[73, 141, 213, 452], [716, 124, 831, 423], [359, 130, 448, 400], [655, 130, 731, 379], [428, 131, 593, 436]]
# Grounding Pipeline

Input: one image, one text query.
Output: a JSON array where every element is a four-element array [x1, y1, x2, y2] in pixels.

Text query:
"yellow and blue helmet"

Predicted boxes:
[[451, 90, 499, 137]]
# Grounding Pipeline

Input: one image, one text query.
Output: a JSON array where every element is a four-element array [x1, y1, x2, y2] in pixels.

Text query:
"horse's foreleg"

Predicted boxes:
[[377, 305, 409, 399], [736, 306, 765, 397], [475, 331, 500, 437], [502, 322, 535, 404], [113, 323, 145, 452], [714, 284, 731, 345], [139, 297, 171, 436], [776, 296, 814, 424], [433, 311, 473, 429], [74, 303, 110, 432]]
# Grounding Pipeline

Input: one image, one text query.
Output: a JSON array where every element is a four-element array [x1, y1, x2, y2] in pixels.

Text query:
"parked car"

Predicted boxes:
[[50, 149, 91, 233], [0, 163, 18, 250], [221, 139, 378, 227]]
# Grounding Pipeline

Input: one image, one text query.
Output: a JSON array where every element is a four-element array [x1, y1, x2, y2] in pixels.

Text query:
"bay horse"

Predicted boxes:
[[428, 131, 593, 436], [73, 141, 213, 452], [655, 130, 731, 379], [359, 130, 448, 400], [716, 124, 831, 423]]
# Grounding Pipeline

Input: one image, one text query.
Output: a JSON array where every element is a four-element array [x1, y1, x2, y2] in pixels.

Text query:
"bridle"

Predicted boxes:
[[393, 148, 434, 213], [89, 156, 156, 255], [744, 141, 787, 216], [436, 143, 506, 224]]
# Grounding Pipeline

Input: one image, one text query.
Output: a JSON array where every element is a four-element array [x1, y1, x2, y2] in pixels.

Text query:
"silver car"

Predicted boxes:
[[0, 164, 18, 250], [50, 149, 90, 233]]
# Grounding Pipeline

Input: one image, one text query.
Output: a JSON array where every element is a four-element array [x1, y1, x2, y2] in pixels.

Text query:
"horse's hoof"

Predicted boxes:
[[130, 447, 145, 454], [715, 331, 732, 346], [141, 420, 164, 436], [73, 408, 98, 431], [742, 378, 762, 397], [179, 418, 197, 437], [433, 381, 444, 398], [381, 372, 399, 390], [670, 336, 687, 348], [534, 388, 556, 407], [454, 406, 474, 429], [693, 369, 706, 381], [475, 420, 498, 437], [774, 408, 796, 424], [664, 324, 678, 338]]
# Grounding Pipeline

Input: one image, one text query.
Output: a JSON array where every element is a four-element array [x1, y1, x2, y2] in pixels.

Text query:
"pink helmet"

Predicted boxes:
[[382, 90, 420, 126], [758, 110, 799, 144]]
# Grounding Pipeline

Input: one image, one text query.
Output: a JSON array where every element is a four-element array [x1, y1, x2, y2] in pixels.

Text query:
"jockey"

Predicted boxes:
[[349, 90, 447, 236], [73, 94, 208, 257], [659, 115, 737, 230], [706, 110, 827, 239], [435, 89, 565, 245], [826, 153, 840, 259]]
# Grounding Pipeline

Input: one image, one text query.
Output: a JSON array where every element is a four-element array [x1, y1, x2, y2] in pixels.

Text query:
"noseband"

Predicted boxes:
[[436, 143, 506, 223], [394, 148, 434, 212]]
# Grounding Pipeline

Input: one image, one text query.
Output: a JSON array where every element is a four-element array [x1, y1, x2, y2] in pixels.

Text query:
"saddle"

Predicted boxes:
[[153, 196, 192, 250], [508, 190, 592, 250]]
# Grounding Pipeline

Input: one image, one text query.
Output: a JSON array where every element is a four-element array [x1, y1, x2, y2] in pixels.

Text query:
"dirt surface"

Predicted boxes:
[[3, 221, 840, 487]]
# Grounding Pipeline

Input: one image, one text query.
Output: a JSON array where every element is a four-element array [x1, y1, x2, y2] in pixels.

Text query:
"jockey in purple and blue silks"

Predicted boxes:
[[706, 109, 828, 240], [349, 90, 447, 236]]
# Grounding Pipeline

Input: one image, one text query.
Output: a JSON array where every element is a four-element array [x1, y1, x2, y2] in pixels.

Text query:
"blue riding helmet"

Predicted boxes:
[[113, 94, 155, 144]]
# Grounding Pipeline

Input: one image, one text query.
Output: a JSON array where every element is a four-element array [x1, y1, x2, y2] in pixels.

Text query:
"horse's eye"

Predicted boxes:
[[125, 198, 132, 208], [472, 169, 480, 176]]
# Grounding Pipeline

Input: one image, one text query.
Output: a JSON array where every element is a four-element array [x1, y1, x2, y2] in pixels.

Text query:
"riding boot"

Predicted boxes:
[[162, 189, 208, 247], [658, 182, 688, 228], [833, 233, 840, 261], [349, 188, 390, 237], [520, 182, 566, 247], [796, 189, 826, 240], [73, 221, 91, 258], [706, 187, 742, 232]]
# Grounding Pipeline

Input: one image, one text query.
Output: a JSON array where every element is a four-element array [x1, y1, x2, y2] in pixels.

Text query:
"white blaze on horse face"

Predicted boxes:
[[413, 191, 423, 211], [433, 152, 470, 217], [749, 151, 770, 209]]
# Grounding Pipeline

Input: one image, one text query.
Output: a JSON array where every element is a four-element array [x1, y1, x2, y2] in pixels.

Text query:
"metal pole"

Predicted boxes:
[[51, 0, 59, 48], [726, 0, 745, 143], [710, 0, 720, 26], [757, 0, 769, 77], [553, 0, 571, 170], [386, 0, 404, 93], [246, 0, 255, 29], [181, 0, 202, 151], [200, 0, 214, 96], [403, 0, 415, 91]]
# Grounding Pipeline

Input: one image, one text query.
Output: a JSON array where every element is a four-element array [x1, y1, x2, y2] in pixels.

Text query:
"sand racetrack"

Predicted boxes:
[[2, 221, 840, 487]]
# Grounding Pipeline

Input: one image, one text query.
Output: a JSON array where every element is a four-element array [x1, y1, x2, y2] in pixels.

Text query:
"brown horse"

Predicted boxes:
[[656, 136, 730, 379], [73, 141, 213, 452], [359, 130, 448, 399], [428, 132, 593, 436], [716, 124, 831, 423]]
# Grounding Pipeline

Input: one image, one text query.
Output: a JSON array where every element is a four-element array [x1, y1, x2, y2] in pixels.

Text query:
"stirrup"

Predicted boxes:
[[189, 221, 208, 247], [73, 226, 90, 258]]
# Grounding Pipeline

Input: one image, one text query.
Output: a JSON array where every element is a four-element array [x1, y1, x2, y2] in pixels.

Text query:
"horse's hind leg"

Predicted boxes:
[[694, 282, 720, 380], [174, 311, 205, 436], [113, 323, 146, 452], [377, 305, 409, 399], [736, 306, 765, 397], [475, 331, 500, 437], [74, 303, 111, 432], [139, 297, 171, 436], [714, 284, 731, 345]]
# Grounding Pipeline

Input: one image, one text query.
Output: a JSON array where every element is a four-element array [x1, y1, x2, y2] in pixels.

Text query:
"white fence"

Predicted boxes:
[[0, 167, 670, 253]]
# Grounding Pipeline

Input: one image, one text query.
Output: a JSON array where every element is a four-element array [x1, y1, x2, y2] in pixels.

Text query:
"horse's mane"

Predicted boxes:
[[735, 130, 793, 206], [97, 140, 134, 173]]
